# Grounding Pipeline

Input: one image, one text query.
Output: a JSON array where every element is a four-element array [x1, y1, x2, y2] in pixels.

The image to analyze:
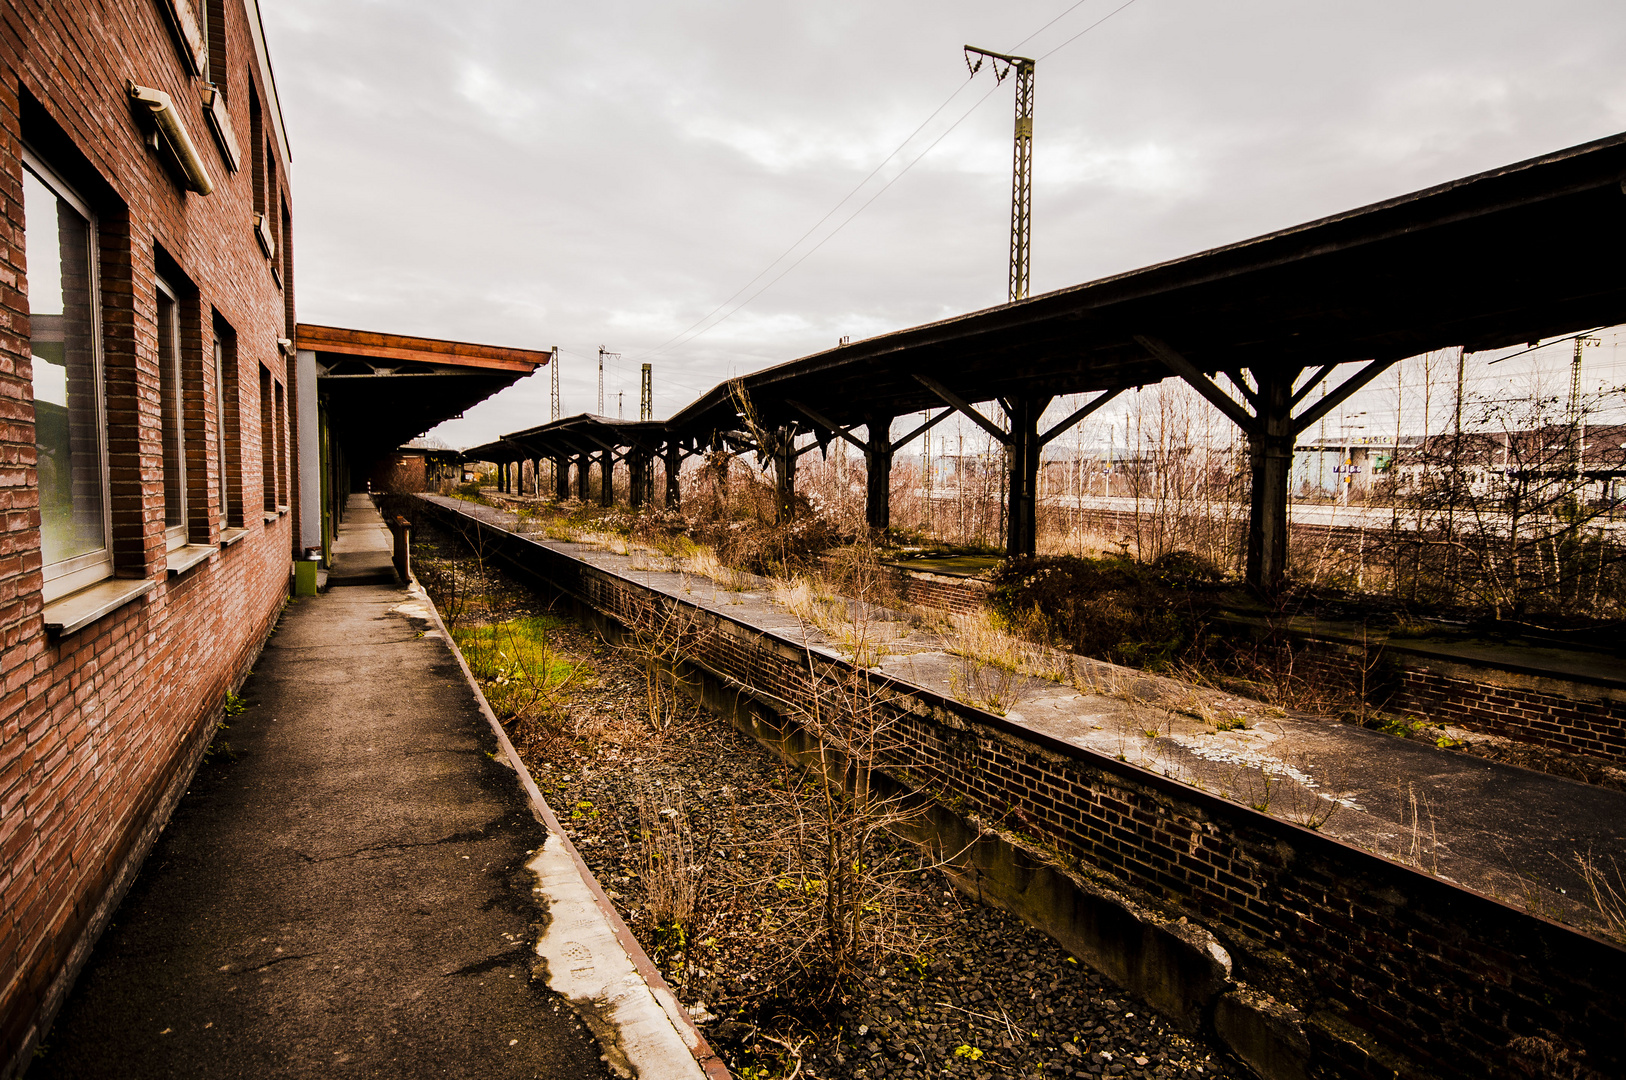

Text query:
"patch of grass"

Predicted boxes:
[[452, 615, 583, 725]]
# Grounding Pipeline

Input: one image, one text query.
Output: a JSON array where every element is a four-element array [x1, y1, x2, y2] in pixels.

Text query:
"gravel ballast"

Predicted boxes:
[[412, 518, 1243, 1080]]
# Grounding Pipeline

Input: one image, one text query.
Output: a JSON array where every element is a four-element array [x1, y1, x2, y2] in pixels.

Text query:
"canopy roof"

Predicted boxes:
[[668, 129, 1626, 440], [300, 324, 549, 463], [464, 413, 667, 463]]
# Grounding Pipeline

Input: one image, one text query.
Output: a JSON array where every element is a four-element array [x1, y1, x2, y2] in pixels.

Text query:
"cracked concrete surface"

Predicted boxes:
[[28, 582, 615, 1079]]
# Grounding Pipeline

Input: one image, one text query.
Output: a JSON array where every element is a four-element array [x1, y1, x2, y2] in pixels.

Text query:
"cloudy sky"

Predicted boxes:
[[261, 0, 1626, 449]]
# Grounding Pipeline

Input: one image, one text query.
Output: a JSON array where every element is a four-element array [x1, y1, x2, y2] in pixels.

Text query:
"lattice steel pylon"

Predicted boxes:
[[549, 346, 560, 421], [966, 45, 1035, 302], [640, 363, 653, 421], [597, 346, 607, 415]]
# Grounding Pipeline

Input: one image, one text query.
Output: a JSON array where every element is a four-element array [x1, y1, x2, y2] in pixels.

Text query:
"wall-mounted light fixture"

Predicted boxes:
[[128, 83, 214, 195]]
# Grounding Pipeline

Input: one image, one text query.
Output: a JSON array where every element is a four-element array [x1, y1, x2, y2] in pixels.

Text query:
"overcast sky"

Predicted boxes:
[[261, 0, 1626, 449]]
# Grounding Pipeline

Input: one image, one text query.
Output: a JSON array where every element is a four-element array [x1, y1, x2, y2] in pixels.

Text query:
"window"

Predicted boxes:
[[249, 87, 263, 213], [204, 0, 227, 98], [274, 379, 288, 509], [154, 276, 194, 550], [213, 315, 241, 527], [25, 150, 110, 601], [259, 363, 276, 513]]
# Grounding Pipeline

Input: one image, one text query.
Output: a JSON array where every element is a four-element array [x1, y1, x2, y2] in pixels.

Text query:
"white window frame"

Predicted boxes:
[[25, 147, 112, 603], [155, 275, 189, 552]]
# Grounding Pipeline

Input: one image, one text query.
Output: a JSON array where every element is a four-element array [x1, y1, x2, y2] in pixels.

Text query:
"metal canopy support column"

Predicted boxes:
[[575, 453, 590, 501], [1248, 371, 1295, 593], [1005, 393, 1052, 557], [1136, 334, 1396, 592], [554, 455, 570, 500], [597, 450, 614, 507], [663, 442, 683, 510], [628, 449, 653, 509], [770, 427, 798, 525], [914, 375, 1121, 558], [863, 412, 894, 532]]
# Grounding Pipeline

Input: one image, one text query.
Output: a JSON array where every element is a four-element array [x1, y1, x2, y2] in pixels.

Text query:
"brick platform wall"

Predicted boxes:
[[1387, 661, 1626, 764], [901, 564, 1626, 770], [1222, 627, 1626, 769], [0, 2, 296, 1069], [884, 566, 991, 616], [422, 497, 1626, 1080]]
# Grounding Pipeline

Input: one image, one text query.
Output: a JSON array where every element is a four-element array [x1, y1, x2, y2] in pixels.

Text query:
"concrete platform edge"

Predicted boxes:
[[409, 580, 730, 1080]]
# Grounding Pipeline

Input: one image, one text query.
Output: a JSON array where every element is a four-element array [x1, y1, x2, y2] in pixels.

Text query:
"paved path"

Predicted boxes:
[[29, 585, 615, 1076], [328, 493, 397, 586]]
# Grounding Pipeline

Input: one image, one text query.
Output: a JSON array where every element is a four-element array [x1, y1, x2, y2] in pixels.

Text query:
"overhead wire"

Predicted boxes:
[[630, 79, 984, 361], [633, 0, 1147, 363]]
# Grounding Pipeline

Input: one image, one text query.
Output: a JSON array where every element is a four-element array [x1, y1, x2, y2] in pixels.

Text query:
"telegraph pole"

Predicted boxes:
[[965, 45, 1035, 302], [550, 346, 560, 421], [640, 363, 653, 421]]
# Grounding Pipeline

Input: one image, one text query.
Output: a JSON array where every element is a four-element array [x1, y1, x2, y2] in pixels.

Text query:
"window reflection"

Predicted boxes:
[[25, 165, 105, 570]]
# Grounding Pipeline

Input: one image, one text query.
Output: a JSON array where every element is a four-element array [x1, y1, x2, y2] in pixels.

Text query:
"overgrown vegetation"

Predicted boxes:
[[988, 552, 1222, 673]]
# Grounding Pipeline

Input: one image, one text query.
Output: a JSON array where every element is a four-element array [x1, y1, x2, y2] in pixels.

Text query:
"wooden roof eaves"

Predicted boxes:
[[297, 324, 550, 373]]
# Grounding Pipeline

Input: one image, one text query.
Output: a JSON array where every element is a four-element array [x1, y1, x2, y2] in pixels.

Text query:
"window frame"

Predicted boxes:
[[24, 146, 112, 603], [212, 336, 228, 528], [259, 363, 276, 513], [155, 273, 189, 552]]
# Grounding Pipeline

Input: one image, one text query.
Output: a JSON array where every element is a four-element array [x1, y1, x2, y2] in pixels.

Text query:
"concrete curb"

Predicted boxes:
[[405, 581, 731, 1080]]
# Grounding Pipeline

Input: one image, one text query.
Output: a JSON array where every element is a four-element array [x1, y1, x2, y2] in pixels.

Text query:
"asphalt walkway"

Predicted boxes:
[[328, 493, 398, 586], [27, 502, 709, 1079]]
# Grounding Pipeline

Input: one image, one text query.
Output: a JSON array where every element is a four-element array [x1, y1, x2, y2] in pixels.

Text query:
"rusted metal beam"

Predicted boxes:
[[1290, 363, 1338, 408], [1135, 335, 1256, 432], [1039, 388, 1124, 446], [912, 374, 1010, 444], [1290, 357, 1398, 436], [786, 399, 870, 454], [888, 408, 953, 453]]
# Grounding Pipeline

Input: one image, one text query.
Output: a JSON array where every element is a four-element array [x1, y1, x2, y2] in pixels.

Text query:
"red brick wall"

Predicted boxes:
[[887, 566, 991, 615], [0, 1, 296, 1068], [370, 452, 428, 494]]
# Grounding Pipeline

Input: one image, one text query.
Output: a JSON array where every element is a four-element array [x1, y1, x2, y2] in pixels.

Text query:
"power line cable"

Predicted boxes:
[[1036, 0, 1146, 59], [635, 0, 1146, 363], [631, 80, 983, 361]]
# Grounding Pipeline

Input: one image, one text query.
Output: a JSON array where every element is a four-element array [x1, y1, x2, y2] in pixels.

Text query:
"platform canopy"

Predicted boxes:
[[299, 324, 549, 467], [672, 131, 1626, 436], [464, 413, 667, 464], [666, 129, 1626, 585]]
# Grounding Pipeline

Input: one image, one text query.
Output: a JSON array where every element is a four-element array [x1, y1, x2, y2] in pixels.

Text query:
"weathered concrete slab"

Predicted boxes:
[[328, 493, 397, 586], [28, 583, 616, 1079]]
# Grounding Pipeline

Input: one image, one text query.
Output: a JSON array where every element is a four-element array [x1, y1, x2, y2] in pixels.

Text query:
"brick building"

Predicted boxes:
[[0, 1, 300, 1070]]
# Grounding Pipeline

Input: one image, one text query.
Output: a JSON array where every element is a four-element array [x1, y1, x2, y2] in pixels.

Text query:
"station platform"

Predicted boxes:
[[29, 501, 709, 1079]]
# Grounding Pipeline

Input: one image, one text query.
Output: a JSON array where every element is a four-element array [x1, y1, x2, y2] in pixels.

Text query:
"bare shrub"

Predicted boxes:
[[1573, 849, 1626, 943], [636, 788, 701, 957]]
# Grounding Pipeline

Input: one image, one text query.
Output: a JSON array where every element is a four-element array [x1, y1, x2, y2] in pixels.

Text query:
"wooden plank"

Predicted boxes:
[[296, 323, 550, 372]]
